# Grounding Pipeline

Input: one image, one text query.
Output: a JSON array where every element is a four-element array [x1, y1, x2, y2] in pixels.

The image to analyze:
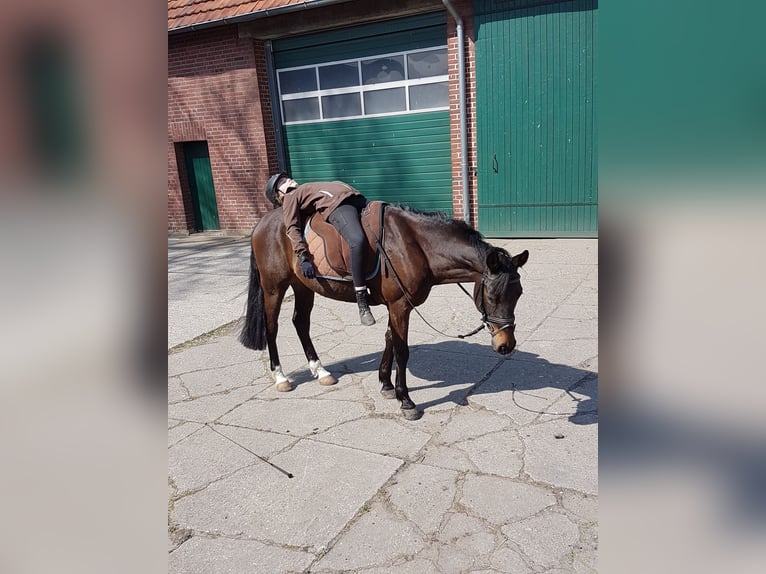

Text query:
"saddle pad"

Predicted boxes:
[[304, 201, 386, 281]]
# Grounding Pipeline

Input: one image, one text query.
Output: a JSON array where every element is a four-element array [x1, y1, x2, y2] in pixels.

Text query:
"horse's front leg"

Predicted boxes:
[[378, 323, 396, 399], [292, 284, 336, 387], [388, 302, 421, 420]]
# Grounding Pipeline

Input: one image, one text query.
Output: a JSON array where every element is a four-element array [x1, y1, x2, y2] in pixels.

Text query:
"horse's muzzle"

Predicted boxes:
[[491, 331, 516, 355]]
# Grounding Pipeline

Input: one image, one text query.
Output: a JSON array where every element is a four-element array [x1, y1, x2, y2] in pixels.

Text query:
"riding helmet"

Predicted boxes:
[[265, 172, 288, 207]]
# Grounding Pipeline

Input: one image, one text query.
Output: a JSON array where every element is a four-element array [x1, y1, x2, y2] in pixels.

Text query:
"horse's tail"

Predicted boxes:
[[239, 244, 267, 350]]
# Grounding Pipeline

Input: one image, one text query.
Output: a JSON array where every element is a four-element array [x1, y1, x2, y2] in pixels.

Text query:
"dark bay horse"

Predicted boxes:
[[239, 205, 528, 420]]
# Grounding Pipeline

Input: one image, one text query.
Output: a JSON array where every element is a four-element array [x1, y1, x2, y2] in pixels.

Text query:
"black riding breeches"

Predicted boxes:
[[327, 199, 367, 288]]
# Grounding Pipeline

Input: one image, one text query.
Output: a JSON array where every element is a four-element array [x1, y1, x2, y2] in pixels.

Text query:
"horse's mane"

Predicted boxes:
[[390, 203, 493, 257], [390, 204, 520, 289]]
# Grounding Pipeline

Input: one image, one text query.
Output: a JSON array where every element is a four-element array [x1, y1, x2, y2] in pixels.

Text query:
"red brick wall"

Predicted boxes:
[[168, 8, 478, 233], [446, 1, 477, 228], [168, 26, 278, 233]]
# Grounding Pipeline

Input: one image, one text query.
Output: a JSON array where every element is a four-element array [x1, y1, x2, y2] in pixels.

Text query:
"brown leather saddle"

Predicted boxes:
[[304, 201, 386, 281]]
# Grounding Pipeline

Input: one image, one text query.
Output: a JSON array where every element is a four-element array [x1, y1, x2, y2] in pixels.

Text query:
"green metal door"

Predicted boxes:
[[183, 141, 220, 231], [475, 0, 597, 237], [272, 13, 453, 213]]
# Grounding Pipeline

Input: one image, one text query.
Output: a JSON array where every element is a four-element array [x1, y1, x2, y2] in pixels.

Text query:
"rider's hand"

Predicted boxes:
[[300, 257, 316, 279]]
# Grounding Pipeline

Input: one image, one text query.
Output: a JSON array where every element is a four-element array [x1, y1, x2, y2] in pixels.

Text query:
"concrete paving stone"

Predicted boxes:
[[419, 444, 477, 473], [168, 535, 314, 574], [402, 348, 500, 413], [173, 440, 402, 547], [322, 342, 386, 374], [520, 262, 593, 284], [211, 424, 298, 459], [514, 300, 559, 331], [518, 338, 598, 371], [356, 557, 440, 573], [168, 421, 203, 448], [521, 271, 592, 303], [315, 380, 368, 402], [551, 303, 598, 321], [364, 383, 406, 417], [167, 236, 597, 572], [436, 407, 511, 444], [314, 504, 425, 572], [490, 544, 534, 573], [167, 387, 258, 424], [398, 408, 453, 435], [406, 325, 452, 348], [179, 361, 269, 398], [386, 463, 459, 535], [169, 425, 258, 493], [526, 316, 598, 342], [204, 333, 263, 362], [168, 273, 249, 348], [560, 491, 598, 524], [538, 376, 598, 422], [454, 430, 524, 478], [562, 282, 598, 306], [169, 339, 258, 376], [493, 239, 596, 266], [470, 358, 592, 425], [168, 376, 189, 403], [219, 397, 368, 436], [255, 337, 307, 367], [314, 418, 430, 459], [501, 511, 580, 569], [521, 418, 598, 495], [256, 372, 349, 399], [434, 513, 497, 573], [571, 523, 598, 573], [459, 475, 556, 525]]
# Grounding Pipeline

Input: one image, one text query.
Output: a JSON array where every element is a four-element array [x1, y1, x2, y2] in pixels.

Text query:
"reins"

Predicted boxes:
[[363, 215, 511, 340]]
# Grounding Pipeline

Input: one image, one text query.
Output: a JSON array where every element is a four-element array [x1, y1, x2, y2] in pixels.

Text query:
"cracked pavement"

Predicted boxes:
[[168, 235, 598, 573]]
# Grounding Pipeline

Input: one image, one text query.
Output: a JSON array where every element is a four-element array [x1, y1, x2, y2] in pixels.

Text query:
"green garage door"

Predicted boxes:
[[273, 13, 453, 213], [475, 0, 598, 236]]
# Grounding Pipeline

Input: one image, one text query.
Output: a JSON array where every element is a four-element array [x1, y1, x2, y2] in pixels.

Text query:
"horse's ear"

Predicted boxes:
[[486, 249, 504, 274], [512, 250, 529, 268]]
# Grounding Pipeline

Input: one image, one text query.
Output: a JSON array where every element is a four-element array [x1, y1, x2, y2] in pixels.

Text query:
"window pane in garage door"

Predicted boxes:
[[364, 87, 405, 114], [321, 93, 361, 118]]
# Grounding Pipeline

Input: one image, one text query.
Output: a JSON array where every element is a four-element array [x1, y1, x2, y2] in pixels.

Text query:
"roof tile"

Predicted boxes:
[[168, 0, 309, 31]]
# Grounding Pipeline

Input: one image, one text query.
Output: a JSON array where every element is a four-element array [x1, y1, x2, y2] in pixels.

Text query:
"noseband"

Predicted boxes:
[[475, 272, 520, 336]]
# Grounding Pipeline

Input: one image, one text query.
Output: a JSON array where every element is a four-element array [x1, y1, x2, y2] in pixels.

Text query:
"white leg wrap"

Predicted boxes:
[[308, 360, 330, 379], [271, 366, 292, 392], [308, 360, 337, 386]]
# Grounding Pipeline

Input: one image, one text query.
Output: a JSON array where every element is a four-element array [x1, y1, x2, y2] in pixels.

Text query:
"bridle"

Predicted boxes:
[[466, 271, 520, 336]]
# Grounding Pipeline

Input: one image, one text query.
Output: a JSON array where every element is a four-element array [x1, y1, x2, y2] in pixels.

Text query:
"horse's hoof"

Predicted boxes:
[[380, 388, 396, 399], [275, 381, 293, 392], [318, 375, 337, 386], [401, 407, 422, 421]]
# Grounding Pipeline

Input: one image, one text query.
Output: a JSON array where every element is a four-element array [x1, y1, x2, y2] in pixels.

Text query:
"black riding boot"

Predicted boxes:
[[355, 290, 376, 326]]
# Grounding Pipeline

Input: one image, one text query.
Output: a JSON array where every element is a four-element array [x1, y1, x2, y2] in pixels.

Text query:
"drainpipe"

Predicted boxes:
[[264, 41, 288, 172], [442, 0, 470, 226]]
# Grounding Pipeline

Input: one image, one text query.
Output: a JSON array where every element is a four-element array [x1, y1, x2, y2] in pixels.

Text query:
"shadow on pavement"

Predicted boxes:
[[288, 340, 597, 424]]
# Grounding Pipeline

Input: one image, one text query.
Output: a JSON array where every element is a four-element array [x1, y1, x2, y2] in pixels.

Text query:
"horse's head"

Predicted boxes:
[[475, 248, 529, 355]]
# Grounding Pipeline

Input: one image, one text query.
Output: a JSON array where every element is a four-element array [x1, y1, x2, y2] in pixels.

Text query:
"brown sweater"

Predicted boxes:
[[281, 181, 361, 258]]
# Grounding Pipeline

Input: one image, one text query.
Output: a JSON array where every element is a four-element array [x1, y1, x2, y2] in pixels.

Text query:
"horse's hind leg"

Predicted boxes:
[[292, 284, 336, 386], [378, 323, 396, 399], [263, 289, 292, 392]]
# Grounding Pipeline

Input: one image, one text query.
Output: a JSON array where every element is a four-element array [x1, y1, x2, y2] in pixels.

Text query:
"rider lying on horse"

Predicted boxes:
[[265, 173, 376, 326]]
